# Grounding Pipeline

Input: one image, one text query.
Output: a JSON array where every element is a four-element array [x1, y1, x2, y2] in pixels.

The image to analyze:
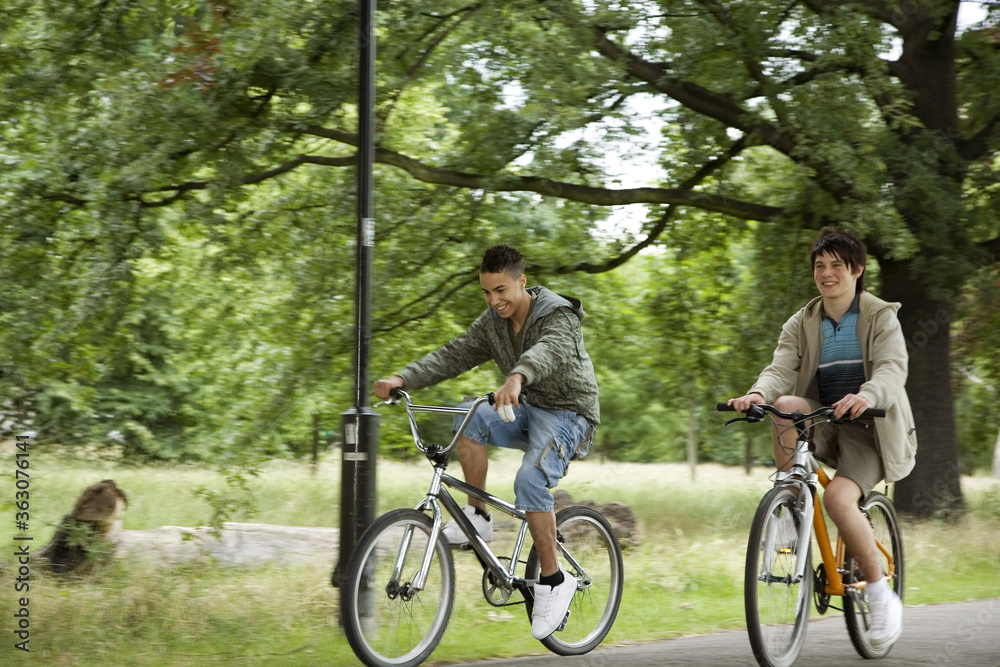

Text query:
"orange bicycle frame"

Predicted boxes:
[[810, 466, 896, 597]]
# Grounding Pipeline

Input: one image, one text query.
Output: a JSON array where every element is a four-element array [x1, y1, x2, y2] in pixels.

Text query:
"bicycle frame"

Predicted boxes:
[[410, 469, 531, 596], [777, 411, 897, 599], [341, 390, 625, 666], [386, 391, 585, 602]]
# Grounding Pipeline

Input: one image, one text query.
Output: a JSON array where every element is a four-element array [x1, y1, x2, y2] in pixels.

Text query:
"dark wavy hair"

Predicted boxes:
[[810, 228, 867, 293], [480, 244, 525, 279]]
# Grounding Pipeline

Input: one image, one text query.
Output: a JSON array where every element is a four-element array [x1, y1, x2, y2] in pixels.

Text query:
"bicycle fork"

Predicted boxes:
[[385, 500, 446, 600], [394, 468, 451, 597], [785, 435, 819, 585], [768, 477, 816, 585], [792, 480, 816, 584]]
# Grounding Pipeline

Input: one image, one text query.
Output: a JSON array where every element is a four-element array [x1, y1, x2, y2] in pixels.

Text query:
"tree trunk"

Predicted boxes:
[[993, 429, 1000, 479], [879, 259, 964, 516], [311, 413, 320, 474], [744, 432, 753, 476], [687, 397, 697, 482]]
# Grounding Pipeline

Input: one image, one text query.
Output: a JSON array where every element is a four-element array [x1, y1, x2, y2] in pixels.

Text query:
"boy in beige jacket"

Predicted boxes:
[[729, 228, 917, 650]]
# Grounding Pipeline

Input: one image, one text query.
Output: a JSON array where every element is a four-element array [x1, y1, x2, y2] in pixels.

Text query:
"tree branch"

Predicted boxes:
[[374, 270, 480, 334], [978, 235, 1000, 263], [549, 136, 750, 275], [379, 4, 483, 130], [957, 111, 1000, 161], [589, 27, 793, 154], [573, 25, 876, 204], [135, 154, 355, 207], [43, 128, 778, 222], [799, 0, 901, 29], [285, 123, 781, 220], [550, 206, 677, 275]]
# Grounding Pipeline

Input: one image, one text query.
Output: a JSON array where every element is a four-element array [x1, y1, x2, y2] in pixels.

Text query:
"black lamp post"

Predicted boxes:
[[332, 0, 378, 589]]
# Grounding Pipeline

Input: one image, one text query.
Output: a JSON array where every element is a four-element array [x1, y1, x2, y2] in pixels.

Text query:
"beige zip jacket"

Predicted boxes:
[[748, 291, 918, 482]]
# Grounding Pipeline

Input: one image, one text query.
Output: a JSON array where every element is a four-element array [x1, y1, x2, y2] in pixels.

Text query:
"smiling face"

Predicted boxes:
[[480, 270, 529, 322], [813, 251, 863, 301]]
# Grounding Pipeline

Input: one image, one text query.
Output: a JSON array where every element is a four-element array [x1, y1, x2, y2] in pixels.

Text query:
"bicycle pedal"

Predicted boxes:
[[556, 610, 571, 632]]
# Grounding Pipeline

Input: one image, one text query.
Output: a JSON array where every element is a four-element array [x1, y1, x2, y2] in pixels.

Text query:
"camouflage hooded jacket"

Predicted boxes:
[[396, 286, 600, 425]]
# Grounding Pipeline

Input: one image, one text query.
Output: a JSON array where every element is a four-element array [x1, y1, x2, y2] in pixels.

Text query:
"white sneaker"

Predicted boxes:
[[531, 566, 577, 640], [441, 505, 493, 545], [868, 588, 903, 649]]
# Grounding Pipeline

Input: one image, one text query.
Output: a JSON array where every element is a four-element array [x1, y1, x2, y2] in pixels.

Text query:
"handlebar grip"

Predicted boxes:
[[861, 408, 886, 418], [389, 387, 405, 399], [716, 403, 736, 412], [486, 392, 525, 406]]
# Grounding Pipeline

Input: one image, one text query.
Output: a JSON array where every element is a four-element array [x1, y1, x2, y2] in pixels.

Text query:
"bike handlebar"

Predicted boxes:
[[382, 389, 497, 456], [716, 402, 885, 420], [389, 387, 496, 406]]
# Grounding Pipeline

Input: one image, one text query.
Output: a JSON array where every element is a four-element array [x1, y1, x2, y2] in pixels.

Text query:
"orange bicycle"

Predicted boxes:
[[718, 403, 904, 667]]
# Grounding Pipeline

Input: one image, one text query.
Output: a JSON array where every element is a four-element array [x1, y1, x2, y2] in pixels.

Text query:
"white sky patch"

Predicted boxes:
[[958, 2, 989, 30], [567, 94, 669, 237]]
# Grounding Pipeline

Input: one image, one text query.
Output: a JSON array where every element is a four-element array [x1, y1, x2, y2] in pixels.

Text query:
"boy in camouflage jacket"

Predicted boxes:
[[375, 243, 599, 640]]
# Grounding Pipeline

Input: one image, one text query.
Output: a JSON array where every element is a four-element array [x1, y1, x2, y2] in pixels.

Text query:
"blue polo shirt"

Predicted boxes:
[[817, 294, 865, 405]]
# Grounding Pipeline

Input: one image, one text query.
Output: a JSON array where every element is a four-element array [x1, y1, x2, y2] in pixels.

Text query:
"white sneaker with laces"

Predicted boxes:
[[441, 505, 493, 545], [867, 587, 903, 649], [531, 566, 577, 640]]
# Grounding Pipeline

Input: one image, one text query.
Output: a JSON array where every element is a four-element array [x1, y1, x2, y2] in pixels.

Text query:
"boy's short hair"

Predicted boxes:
[[480, 244, 525, 279], [811, 228, 867, 293]]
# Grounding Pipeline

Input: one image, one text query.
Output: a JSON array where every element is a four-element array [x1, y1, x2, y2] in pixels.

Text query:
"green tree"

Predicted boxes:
[[349, 0, 1000, 515], [3, 1, 999, 517]]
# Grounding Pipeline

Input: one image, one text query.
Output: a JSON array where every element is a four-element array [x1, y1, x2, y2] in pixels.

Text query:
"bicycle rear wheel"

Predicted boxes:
[[843, 491, 905, 659], [745, 485, 812, 667], [339, 509, 455, 667], [524, 506, 624, 656]]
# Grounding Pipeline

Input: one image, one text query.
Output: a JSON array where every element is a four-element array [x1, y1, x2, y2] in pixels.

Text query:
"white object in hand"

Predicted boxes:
[[498, 403, 516, 423]]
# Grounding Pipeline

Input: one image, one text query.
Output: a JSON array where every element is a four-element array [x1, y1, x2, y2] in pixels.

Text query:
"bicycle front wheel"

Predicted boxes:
[[843, 491, 904, 659], [339, 509, 455, 667], [745, 485, 813, 667], [525, 505, 624, 656]]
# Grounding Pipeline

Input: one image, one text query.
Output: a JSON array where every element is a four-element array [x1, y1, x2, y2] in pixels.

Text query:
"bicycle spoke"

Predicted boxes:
[[843, 492, 904, 659], [746, 486, 811, 667], [341, 510, 455, 667], [525, 507, 624, 656]]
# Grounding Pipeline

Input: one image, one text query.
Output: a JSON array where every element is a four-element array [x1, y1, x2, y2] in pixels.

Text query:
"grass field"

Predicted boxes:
[[1, 446, 998, 665]]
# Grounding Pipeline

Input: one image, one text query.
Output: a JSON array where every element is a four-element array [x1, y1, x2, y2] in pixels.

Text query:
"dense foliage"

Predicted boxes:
[[2, 2, 999, 512]]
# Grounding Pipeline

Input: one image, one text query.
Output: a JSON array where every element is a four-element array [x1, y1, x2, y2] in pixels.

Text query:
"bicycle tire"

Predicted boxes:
[[524, 505, 624, 656], [340, 508, 455, 667], [843, 491, 905, 659], [745, 485, 813, 667]]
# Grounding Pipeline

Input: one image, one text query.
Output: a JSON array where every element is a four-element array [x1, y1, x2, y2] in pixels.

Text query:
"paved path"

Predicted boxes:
[[469, 598, 1000, 667]]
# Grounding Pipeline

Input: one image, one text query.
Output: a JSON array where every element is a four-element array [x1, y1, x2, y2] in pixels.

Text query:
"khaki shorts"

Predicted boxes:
[[805, 399, 885, 497]]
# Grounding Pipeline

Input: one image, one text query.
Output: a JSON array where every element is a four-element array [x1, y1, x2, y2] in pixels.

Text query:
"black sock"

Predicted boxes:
[[538, 569, 564, 588], [473, 506, 490, 520]]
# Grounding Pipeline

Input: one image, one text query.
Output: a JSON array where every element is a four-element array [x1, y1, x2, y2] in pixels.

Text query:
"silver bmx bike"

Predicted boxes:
[[339, 389, 624, 667]]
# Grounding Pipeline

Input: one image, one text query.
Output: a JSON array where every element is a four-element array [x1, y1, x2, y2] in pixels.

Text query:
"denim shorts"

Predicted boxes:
[[454, 401, 593, 513]]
